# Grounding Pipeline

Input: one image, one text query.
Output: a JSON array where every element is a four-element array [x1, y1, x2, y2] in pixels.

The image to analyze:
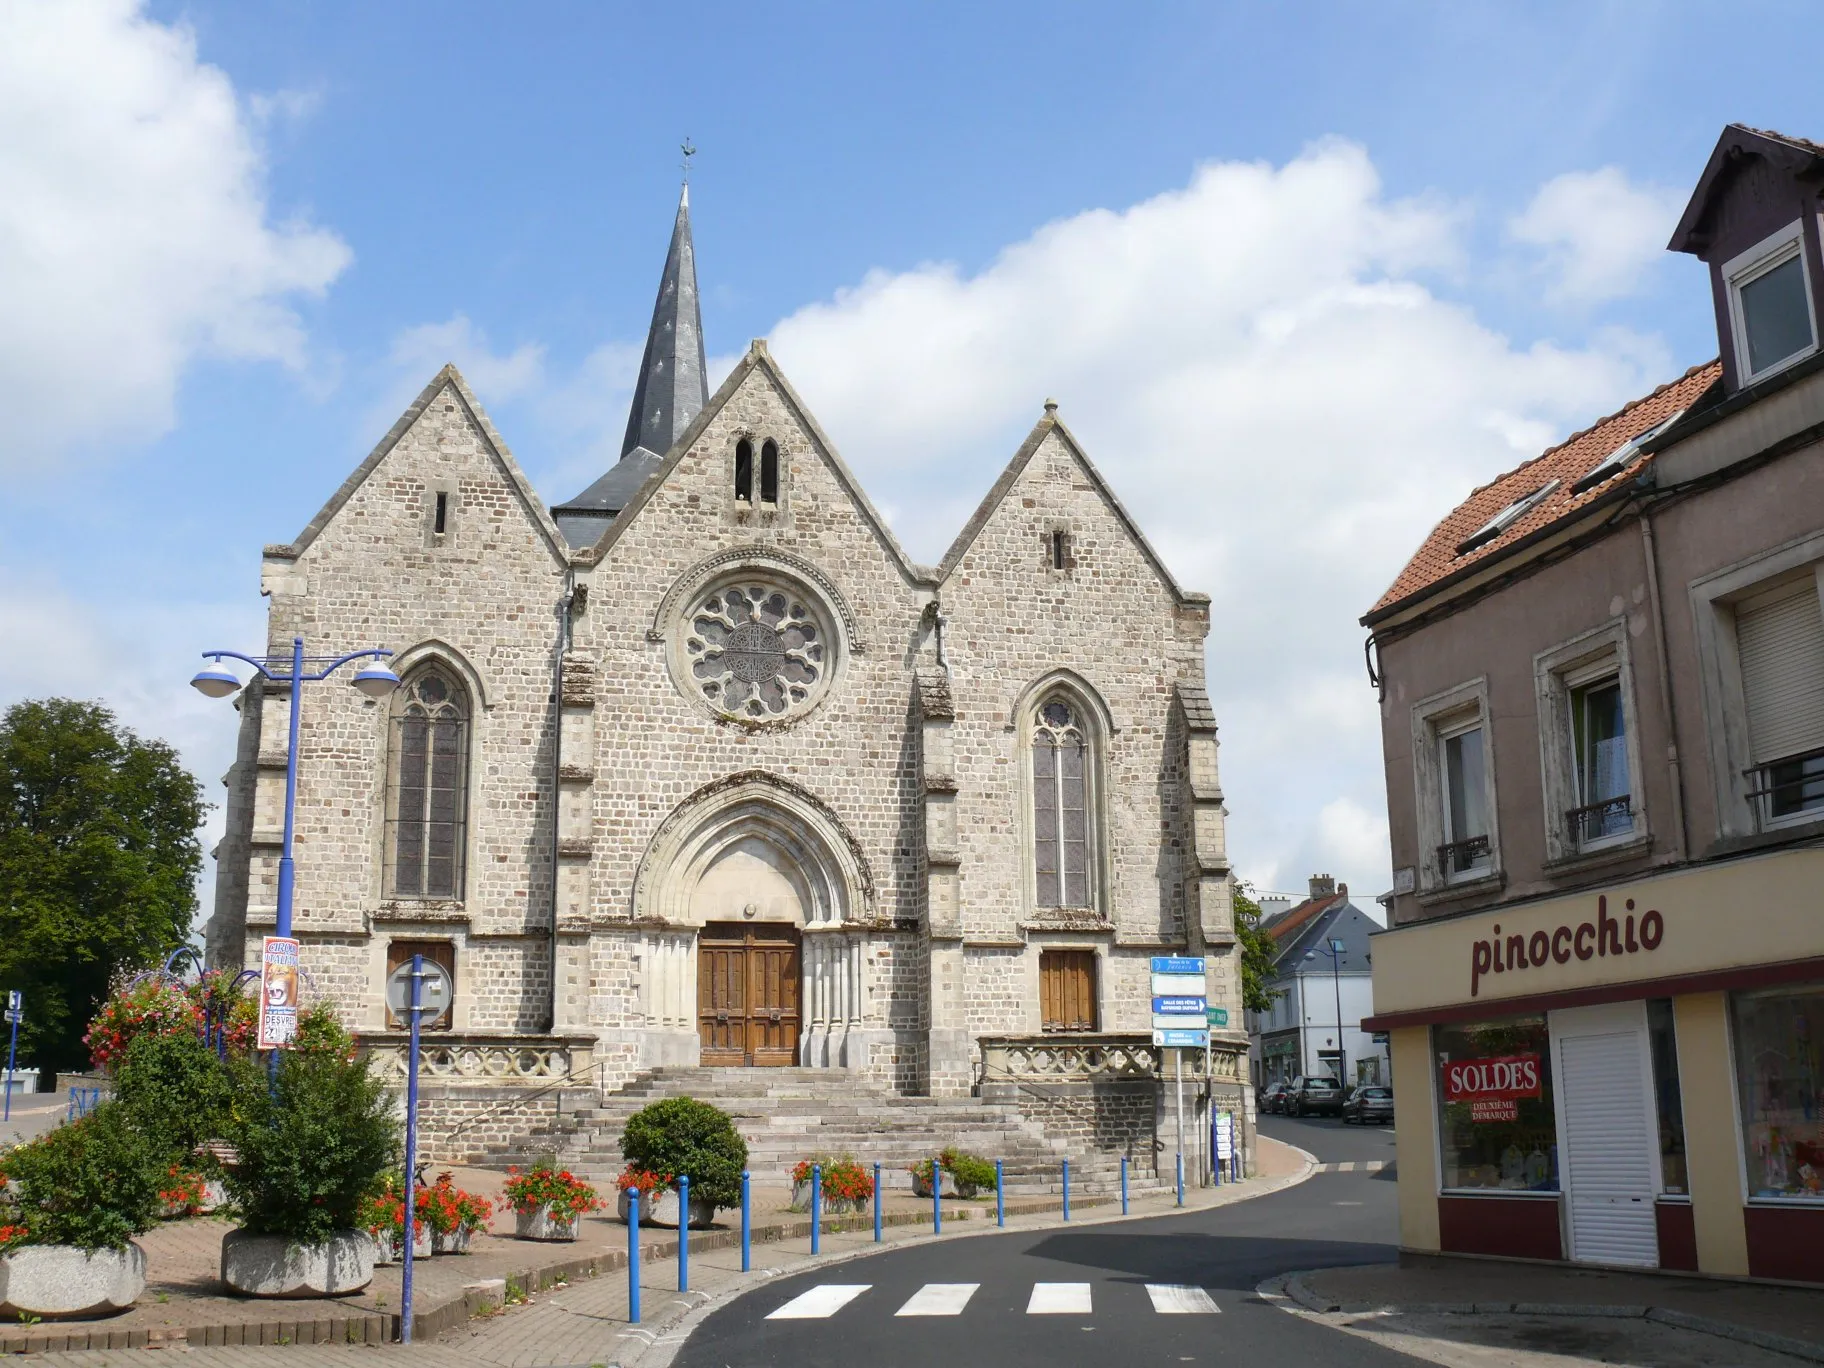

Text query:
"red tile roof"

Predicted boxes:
[[1264, 893, 1345, 947], [1367, 361, 1722, 617]]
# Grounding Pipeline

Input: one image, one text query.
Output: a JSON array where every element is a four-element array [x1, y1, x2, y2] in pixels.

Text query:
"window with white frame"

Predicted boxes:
[[1411, 680, 1499, 894], [1535, 625, 1645, 860], [1724, 222, 1819, 384], [1569, 673, 1632, 842], [1736, 571, 1824, 828]]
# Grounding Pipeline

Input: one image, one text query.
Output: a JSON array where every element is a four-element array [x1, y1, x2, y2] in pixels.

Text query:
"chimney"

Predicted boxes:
[[1308, 873, 1336, 899], [1338, 882, 1348, 897]]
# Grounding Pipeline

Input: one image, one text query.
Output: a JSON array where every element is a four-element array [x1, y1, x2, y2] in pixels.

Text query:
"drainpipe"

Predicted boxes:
[[1639, 514, 1688, 863], [547, 573, 575, 1034]]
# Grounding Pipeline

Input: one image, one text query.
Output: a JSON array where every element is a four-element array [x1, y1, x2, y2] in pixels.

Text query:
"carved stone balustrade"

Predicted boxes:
[[359, 1033, 596, 1086], [978, 1032, 1247, 1084]]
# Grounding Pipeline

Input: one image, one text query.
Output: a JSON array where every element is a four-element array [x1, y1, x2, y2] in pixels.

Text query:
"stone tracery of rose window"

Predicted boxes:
[[686, 584, 827, 718]]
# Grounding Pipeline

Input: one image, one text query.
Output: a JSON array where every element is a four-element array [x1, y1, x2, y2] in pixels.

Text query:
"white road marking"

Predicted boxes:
[[1146, 1284, 1220, 1314], [896, 1283, 980, 1316], [766, 1284, 872, 1319], [1027, 1282, 1093, 1315]]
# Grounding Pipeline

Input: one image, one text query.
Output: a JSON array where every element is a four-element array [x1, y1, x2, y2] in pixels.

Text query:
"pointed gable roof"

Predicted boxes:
[[936, 406, 1202, 605], [1670, 124, 1824, 256], [266, 365, 569, 564], [577, 339, 937, 587], [553, 185, 709, 546]]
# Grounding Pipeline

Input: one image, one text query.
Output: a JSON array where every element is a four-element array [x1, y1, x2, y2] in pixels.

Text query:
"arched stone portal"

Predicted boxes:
[[631, 773, 873, 1069]]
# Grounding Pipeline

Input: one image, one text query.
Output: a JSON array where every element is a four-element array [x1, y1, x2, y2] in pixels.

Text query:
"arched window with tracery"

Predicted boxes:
[[1032, 696, 1094, 908], [386, 667, 469, 899]]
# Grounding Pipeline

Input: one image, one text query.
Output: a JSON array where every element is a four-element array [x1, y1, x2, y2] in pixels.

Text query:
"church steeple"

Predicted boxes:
[[551, 183, 710, 548], [621, 184, 708, 462]]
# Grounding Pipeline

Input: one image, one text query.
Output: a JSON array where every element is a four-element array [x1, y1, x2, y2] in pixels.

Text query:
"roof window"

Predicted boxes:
[[1569, 409, 1687, 496], [1455, 480, 1560, 556]]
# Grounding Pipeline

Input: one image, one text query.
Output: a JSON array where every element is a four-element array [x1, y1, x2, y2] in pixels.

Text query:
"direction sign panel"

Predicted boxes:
[[1153, 1028, 1209, 1048], [1151, 973, 1205, 997], [1150, 956, 1205, 976], [1206, 1006, 1229, 1028], [1152, 996, 1207, 1016]]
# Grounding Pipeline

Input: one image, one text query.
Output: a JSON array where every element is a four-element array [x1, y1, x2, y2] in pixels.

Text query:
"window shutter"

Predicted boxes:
[[1737, 576, 1824, 764]]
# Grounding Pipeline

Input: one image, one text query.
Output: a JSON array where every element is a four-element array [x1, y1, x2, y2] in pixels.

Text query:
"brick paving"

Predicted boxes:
[[15, 1139, 1311, 1365]]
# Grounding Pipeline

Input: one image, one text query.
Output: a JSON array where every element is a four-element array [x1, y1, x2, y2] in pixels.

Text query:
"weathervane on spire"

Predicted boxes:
[[681, 138, 696, 183]]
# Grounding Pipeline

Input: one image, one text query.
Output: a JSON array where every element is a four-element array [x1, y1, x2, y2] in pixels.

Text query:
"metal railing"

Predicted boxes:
[[1745, 748, 1824, 828], [1437, 834, 1491, 877], [1566, 794, 1633, 845]]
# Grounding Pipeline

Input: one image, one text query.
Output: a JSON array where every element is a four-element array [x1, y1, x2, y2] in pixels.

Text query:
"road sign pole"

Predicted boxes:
[[1174, 1046, 1185, 1196], [400, 954, 423, 1343], [3, 992, 20, 1123]]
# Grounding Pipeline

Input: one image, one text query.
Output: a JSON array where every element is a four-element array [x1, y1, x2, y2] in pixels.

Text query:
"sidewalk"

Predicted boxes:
[[8, 1137, 1310, 1360], [1284, 1257, 1824, 1365]]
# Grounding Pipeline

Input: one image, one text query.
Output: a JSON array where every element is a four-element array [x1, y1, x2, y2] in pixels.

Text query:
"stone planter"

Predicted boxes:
[[910, 1168, 960, 1199], [198, 1179, 229, 1215], [220, 1229, 373, 1298], [790, 1181, 868, 1215], [367, 1223, 432, 1266], [432, 1224, 476, 1255], [615, 1188, 715, 1229], [514, 1205, 581, 1242], [0, 1243, 146, 1319]]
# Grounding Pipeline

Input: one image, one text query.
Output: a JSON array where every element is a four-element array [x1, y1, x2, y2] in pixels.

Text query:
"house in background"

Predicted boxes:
[[1247, 875, 1388, 1089]]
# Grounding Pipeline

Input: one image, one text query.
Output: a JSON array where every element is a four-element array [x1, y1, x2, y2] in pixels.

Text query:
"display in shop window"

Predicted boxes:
[[1732, 984, 1824, 1200], [1434, 1016, 1558, 1192]]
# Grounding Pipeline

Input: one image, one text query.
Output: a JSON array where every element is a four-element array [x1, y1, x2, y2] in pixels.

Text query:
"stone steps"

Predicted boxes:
[[483, 1066, 1166, 1197]]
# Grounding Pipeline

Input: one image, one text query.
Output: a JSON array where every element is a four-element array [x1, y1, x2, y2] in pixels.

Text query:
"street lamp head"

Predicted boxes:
[[350, 658, 402, 701], [190, 659, 243, 699]]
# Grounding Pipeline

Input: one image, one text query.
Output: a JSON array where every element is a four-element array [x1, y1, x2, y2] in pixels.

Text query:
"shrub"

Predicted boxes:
[[113, 1026, 236, 1167], [909, 1148, 998, 1197], [0, 1103, 165, 1249], [222, 1017, 399, 1244], [791, 1155, 873, 1205], [503, 1157, 600, 1218], [619, 1097, 747, 1209]]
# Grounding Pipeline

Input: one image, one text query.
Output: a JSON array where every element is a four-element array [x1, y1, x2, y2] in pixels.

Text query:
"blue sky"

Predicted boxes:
[[3, 0, 1817, 915]]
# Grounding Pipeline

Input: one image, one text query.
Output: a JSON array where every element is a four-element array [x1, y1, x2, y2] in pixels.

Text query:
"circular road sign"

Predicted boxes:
[[385, 958, 453, 1019]]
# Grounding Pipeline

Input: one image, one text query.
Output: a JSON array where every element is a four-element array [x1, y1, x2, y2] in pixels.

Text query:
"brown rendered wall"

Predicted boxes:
[[1437, 1194, 1563, 1261]]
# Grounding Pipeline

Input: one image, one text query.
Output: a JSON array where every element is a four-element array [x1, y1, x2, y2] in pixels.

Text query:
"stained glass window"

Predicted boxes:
[[1033, 698, 1092, 908], [388, 668, 468, 899], [686, 583, 827, 719]]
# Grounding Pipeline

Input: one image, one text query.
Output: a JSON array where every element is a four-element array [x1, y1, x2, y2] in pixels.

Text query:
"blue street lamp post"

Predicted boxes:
[[192, 638, 400, 941]]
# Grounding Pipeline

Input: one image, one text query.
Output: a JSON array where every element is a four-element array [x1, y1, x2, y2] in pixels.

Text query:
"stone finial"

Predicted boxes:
[[1043, 398, 1059, 417]]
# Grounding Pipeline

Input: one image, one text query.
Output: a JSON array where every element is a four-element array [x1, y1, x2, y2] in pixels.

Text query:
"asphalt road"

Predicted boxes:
[[670, 1113, 1412, 1368]]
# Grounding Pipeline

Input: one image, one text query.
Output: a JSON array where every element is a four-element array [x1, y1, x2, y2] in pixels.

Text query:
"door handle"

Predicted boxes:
[[768, 1009, 782, 1023]]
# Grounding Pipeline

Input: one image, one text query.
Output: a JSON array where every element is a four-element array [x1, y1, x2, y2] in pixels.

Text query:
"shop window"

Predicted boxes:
[[1731, 982, 1824, 1201], [1039, 949, 1097, 1032], [1646, 998, 1687, 1195], [385, 939, 455, 1030], [1433, 1015, 1558, 1193]]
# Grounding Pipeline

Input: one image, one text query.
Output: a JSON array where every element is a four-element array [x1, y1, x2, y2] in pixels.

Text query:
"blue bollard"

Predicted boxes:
[[741, 1170, 751, 1272], [996, 1159, 1005, 1227], [932, 1157, 942, 1234], [1062, 1159, 1071, 1221], [811, 1163, 821, 1255], [678, 1175, 689, 1292], [1121, 1155, 1129, 1214], [629, 1190, 641, 1324], [873, 1162, 882, 1242], [1176, 1152, 1185, 1207]]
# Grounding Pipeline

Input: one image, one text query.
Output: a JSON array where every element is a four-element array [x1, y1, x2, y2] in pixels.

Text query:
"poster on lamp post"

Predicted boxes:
[[257, 936, 301, 1049]]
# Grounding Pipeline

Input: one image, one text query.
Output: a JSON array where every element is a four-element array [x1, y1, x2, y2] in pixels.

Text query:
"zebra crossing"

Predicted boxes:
[[1311, 1159, 1391, 1174], [766, 1281, 1221, 1321]]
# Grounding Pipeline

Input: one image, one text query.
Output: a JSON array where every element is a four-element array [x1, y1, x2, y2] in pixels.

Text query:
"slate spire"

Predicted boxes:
[[621, 183, 708, 462], [551, 184, 710, 548]]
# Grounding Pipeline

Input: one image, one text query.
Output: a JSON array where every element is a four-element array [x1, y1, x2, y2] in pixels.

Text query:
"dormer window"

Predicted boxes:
[[1455, 480, 1559, 556], [1724, 222, 1818, 384]]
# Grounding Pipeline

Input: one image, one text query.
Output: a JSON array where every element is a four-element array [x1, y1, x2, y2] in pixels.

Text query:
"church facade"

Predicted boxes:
[[206, 190, 1243, 1108]]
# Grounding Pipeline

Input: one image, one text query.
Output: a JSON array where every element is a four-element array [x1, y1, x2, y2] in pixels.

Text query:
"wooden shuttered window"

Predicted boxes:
[[1039, 950, 1098, 1033], [385, 939, 455, 1029], [1737, 574, 1824, 765]]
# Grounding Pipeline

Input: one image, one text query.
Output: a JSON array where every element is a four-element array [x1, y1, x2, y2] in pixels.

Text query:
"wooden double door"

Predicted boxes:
[[698, 923, 801, 1066]]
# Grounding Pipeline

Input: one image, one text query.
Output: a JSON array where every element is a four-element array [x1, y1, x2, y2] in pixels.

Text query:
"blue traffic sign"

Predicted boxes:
[[1150, 956, 1205, 975], [1153, 1028, 1210, 1048], [1152, 996, 1207, 1016]]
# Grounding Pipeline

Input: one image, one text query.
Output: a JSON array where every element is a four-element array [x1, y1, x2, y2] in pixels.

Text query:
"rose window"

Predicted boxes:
[[686, 584, 827, 718]]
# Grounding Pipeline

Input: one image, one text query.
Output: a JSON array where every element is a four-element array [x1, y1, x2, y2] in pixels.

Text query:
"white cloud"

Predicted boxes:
[[0, 0, 350, 468], [1508, 167, 1684, 305], [765, 140, 1672, 898]]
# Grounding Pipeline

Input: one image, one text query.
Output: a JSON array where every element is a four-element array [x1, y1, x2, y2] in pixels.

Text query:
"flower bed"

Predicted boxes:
[[505, 1159, 599, 1242], [790, 1156, 874, 1214]]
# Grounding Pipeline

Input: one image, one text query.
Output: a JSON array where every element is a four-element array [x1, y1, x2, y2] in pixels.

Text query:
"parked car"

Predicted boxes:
[[1341, 1085, 1394, 1125], [1288, 1075, 1345, 1117], [1259, 1080, 1290, 1114]]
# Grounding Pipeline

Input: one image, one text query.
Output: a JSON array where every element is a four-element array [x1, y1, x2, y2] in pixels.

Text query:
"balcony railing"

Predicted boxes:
[[1437, 834, 1491, 877], [979, 1033, 1245, 1084], [1746, 748, 1824, 829], [1566, 794, 1633, 845]]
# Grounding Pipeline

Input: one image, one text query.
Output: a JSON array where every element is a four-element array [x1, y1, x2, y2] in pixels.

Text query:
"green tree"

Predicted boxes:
[[1233, 881, 1282, 1015], [0, 699, 206, 1069]]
